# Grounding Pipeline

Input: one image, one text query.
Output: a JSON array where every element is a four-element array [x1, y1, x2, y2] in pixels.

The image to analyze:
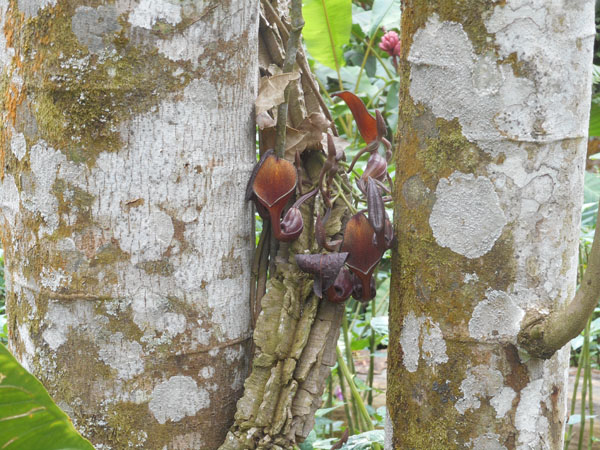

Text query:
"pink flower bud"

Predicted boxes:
[[379, 31, 401, 57]]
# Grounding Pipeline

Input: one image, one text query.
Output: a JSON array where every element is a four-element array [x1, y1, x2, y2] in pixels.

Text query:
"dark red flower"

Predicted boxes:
[[341, 213, 386, 301]]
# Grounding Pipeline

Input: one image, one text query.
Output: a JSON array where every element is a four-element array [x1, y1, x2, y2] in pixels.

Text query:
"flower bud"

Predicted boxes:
[[280, 207, 304, 242], [379, 31, 401, 57]]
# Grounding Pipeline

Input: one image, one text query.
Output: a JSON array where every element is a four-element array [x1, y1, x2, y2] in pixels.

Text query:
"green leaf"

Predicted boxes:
[[315, 404, 343, 417], [350, 337, 371, 351], [303, 0, 352, 70], [593, 64, 600, 85], [370, 316, 388, 336], [370, 0, 401, 35], [299, 430, 317, 450], [584, 171, 600, 204], [589, 101, 600, 137], [568, 414, 597, 425], [0, 344, 94, 450]]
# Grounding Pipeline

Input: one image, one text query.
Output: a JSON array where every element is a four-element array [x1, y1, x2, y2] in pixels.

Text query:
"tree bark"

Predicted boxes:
[[389, 1, 594, 448], [1, 1, 258, 449]]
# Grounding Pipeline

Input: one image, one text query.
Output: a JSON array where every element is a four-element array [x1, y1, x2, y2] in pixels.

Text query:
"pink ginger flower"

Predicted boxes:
[[379, 31, 401, 57]]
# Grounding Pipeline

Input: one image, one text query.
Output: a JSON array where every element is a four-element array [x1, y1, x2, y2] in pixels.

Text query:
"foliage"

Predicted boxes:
[[0, 250, 6, 345], [302, 0, 352, 70], [297, 1, 398, 447], [0, 343, 94, 449]]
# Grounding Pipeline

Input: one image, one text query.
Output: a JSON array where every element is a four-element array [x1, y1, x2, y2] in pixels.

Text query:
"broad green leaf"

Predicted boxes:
[[352, 4, 372, 35], [370, 0, 401, 35], [593, 64, 600, 85], [584, 170, 600, 204], [370, 316, 388, 336], [299, 430, 317, 450], [315, 404, 343, 417], [589, 101, 600, 137], [0, 344, 94, 450], [568, 414, 597, 425], [303, 0, 352, 70]]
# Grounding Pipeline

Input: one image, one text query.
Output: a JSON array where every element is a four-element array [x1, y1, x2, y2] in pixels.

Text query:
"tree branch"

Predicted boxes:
[[518, 200, 600, 359]]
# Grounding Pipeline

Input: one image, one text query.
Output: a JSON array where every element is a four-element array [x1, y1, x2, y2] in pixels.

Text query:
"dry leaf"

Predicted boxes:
[[256, 72, 301, 115], [256, 111, 276, 129]]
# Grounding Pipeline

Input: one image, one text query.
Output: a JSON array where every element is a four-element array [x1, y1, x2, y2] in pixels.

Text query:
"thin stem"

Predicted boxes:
[[589, 356, 594, 450], [315, 76, 352, 137], [578, 319, 591, 450], [250, 223, 269, 329], [337, 367, 355, 435], [327, 374, 333, 438], [275, 0, 304, 158], [367, 298, 376, 406], [342, 312, 356, 373], [336, 347, 381, 450], [354, 27, 380, 94], [333, 178, 358, 214], [566, 346, 585, 448], [352, 30, 395, 79]]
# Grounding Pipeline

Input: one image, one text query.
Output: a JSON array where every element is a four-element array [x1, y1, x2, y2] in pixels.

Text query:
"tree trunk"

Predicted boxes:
[[1, 1, 258, 449], [389, 1, 594, 448]]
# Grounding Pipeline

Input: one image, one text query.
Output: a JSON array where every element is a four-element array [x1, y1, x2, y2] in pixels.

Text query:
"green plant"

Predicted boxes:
[[0, 344, 94, 449]]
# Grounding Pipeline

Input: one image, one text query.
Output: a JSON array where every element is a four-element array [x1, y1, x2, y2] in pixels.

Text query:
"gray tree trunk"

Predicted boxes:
[[0, 1, 258, 448], [389, 0, 595, 448]]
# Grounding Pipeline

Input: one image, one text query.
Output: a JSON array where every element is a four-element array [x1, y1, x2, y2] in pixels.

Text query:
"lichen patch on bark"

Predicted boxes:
[[429, 172, 506, 259]]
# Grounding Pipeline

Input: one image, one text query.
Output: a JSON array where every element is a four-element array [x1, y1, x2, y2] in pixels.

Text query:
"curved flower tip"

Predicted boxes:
[[326, 267, 354, 304], [280, 207, 303, 242], [249, 150, 299, 241], [332, 91, 378, 144], [352, 272, 376, 302], [295, 252, 349, 298], [316, 210, 342, 252], [358, 153, 388, 193], [341, 213, 386, 301]]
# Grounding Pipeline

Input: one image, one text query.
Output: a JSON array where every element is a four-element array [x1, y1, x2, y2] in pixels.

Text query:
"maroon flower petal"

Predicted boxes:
[[295, 252, 349, 298], [332, 91, 378, 144], [325, 267, 354, 303], [341, 213, 386, 301]]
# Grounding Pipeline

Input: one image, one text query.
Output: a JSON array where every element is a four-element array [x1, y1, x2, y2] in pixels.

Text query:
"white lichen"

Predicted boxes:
[[429, 172, 506, 258], [421, 320, 449, 367], [491, 386, 516, 419], [148, 375, 209, 424], [400, 312, 448, 373], [98, 332, 145, 380], [468, 290, 525, 342], [400, 312, 424, 373], [10, 132, 26, 161], [455, 365, 504, 415], [469, 433, 507, 450], [128, 0, 182, 30]]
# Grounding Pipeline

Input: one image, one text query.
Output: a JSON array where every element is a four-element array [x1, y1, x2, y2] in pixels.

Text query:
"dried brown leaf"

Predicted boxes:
[[256, 72, 301, 115]]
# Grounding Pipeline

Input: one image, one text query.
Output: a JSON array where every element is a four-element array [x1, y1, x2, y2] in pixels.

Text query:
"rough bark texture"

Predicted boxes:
[[389, 1, 594, 448], [1, 1, 258, 449], [219, 2, 346, 448]]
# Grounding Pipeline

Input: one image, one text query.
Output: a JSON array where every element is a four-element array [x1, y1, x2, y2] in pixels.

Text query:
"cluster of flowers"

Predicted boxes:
[[246, 91, 393, 304]]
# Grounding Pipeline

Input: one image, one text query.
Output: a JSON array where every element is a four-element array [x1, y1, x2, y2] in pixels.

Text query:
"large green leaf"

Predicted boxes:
[[303, 0, 352, 70], [589, 101, 600, 137], [0, 344, 94, 450], [584, 170, 600, 204], [370, 0, 401, 34]]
